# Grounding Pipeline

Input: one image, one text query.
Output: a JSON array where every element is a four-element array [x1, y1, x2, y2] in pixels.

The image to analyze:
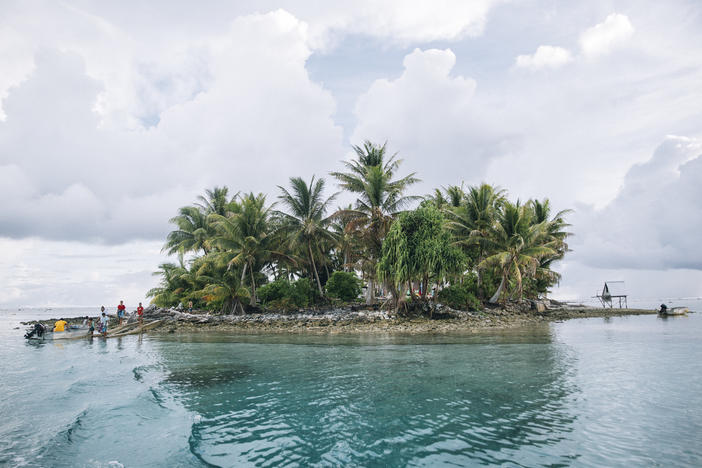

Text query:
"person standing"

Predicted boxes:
[[88, 318, 95, 337], [187, 301, 193, 313], [137, 302, 144, 325], [100, 307, 108, 337], [117, 300, 126, 325]]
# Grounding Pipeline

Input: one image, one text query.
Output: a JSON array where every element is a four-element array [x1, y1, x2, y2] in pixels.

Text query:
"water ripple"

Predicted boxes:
[[3, 313, 702, 467]]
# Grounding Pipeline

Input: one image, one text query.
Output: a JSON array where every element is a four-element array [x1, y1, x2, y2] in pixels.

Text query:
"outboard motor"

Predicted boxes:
[[25, 323, 46, 339]]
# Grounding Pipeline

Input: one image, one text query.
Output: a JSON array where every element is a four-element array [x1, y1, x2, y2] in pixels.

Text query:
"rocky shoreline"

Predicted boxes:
[[22, 302, 658, 335]]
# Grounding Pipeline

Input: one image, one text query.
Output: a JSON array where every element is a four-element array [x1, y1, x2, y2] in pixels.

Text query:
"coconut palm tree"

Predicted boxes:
[[208, 193, 274, 307], [480, 201, 557, 303], [147, 254, 191, 307], [529, 198, 572, 253], [445, 185, 465, 208], [331, 141, 419, 304], [163, 187, 239, 256], [276, 176, 338, 297], [192, 258, 250, 314], [445, 183, 506, 293], [331, 205, 357, 272], [527, 198, 572, 296], [163, 206, 211, 255], [196, 186, 236, 216]]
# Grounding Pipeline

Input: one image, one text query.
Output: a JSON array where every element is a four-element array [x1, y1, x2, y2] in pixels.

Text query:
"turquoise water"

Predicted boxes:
[[1, 309, 701, 467]]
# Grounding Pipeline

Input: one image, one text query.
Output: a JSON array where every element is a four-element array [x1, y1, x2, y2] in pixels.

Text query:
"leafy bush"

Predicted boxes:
[[437, 283, 482, 311], [257, 278, 316, 309], [325, 271, 362, 302]]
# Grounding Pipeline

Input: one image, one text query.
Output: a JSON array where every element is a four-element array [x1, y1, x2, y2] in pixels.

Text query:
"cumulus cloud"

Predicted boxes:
[[302, 0, 501, 48], [573, 136, 702, 270], [0, 1, 505, 120], [351, 48, 514, 194], [515, 45, 573, 70], [0, 237, 163, 306], [0, 11, 344, 243], [580, 13, 634, 57], [2, 1, 702, 306]]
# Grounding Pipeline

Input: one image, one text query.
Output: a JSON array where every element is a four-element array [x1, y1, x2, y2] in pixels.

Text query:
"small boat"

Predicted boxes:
[[25, 320, 164, 340], [659, 306, 689, 316], [25, 324, 92, 341]]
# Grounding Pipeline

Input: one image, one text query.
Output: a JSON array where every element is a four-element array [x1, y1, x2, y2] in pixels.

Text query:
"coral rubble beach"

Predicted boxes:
[[23, 302, 658, 336]]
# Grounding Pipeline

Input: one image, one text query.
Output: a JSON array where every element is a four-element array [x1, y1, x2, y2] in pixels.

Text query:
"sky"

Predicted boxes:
[[1, 0, 701, 308]]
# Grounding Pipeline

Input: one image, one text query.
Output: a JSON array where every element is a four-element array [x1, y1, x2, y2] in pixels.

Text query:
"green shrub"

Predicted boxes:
[[437, 283, 482, 311], [325, 271, 361, 301], [257, 278, 317, 309], [292, 278, 318, 306]]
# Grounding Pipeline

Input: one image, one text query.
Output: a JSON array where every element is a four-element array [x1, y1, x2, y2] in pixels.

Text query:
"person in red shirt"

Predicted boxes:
[[117, 300, 126, 325], [137, 302, 144, 325]]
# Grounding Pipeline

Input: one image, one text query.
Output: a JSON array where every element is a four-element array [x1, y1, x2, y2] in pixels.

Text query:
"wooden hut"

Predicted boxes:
[[596, 281, 628, 308]]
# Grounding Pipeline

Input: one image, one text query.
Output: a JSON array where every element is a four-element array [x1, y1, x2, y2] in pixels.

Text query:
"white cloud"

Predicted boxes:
[[0, 237, 162, 307], [0, 1, 505, 121], [580, 13, 634, 57], [351, 48, 514, 194], [2, 0, 702, 307], [515, 45, 573, 70], [0, 10, 344, 243], [303, 0, 501, 48], [572, 136, 702, 270], [551, 261, 702, 308]]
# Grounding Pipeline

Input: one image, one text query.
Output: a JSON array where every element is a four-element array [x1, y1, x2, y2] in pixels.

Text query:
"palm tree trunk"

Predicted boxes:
[[366, 277, 375, 305], [343, 251, 349, 272], [489, 275, 506, 304], [308, 241, 324, 297], [387, 281, 401, 313], [240, 262, 247, 286], [515, 266, 523, 302], [248, 260, 256, 307]]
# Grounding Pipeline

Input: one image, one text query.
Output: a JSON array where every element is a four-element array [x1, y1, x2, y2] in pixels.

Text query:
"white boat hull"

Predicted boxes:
[[27, 326, 92, 341], [661, 307, 688, 316]]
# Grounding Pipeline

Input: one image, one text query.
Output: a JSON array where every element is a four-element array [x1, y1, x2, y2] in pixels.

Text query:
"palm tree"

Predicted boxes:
[[147, 254, 191, 307], [331, 140, 419, 304], [445, 183, 506, 293], [163, 206, 211, 255], [445, 185, 465, 208], [331, 205, 357, 272], [163, 187, 239, 256], [480, 202, 557, 303], [276, 176, 338, 297], [208, 193, 274, 307], [196, 186, 236, 216], [529, 198, 572, 252], [192, 258, 250, 314], [527, 199, 572, 296]]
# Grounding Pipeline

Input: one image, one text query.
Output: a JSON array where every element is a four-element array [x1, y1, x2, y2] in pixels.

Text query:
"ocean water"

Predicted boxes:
[[1, 308, 701, 467]]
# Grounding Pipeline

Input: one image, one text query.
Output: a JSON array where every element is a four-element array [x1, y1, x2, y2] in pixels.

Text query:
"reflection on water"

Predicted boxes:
[[153, 330, 578, 466], [164, 363, 252, 388], [1, 312, 701, 467]]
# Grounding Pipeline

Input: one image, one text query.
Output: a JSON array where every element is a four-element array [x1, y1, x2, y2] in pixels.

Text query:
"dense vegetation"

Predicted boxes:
[[147, 141, 571, 314]]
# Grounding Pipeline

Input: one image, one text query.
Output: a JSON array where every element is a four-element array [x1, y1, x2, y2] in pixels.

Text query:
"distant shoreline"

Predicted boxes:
[[23, 305, 659, 336], [157, 307, 658, 335]]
